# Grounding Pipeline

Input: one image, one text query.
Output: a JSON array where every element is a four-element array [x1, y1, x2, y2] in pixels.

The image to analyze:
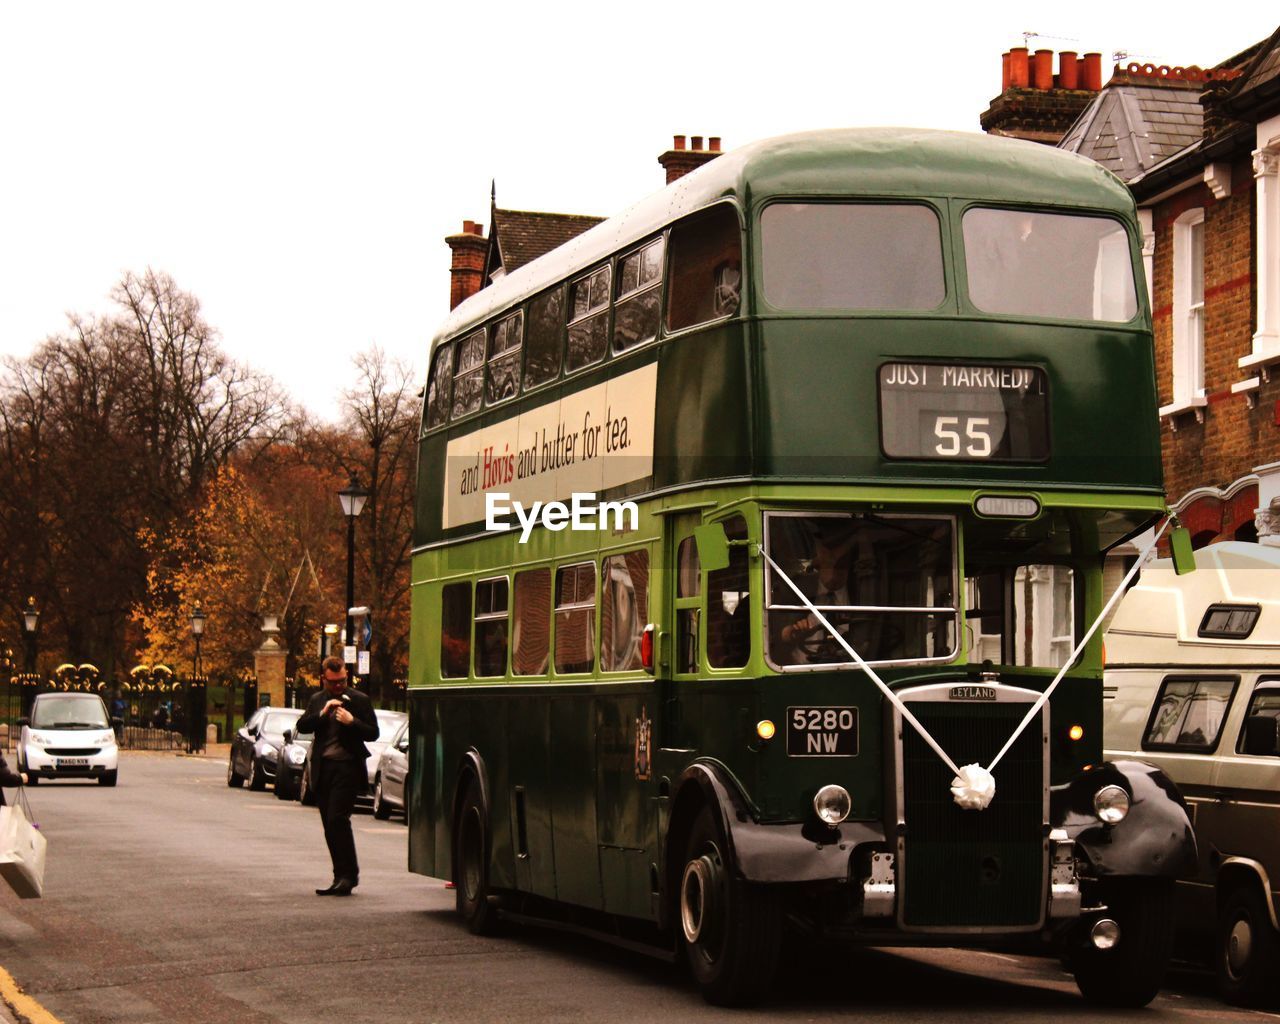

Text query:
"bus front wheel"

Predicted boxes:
[[679, 808, 782, 1006], [455, 776, 499, 935]]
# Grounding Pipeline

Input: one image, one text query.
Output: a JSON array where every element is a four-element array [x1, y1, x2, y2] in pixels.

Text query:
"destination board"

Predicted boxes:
[[879, 362, 1049, 462]]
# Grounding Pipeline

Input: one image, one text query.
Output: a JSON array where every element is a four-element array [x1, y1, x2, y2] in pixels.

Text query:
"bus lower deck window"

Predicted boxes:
[[707, 516, 750, 668], [555, 563, 596, 674], [601, 551, 650, 672], [512, 569, 551, 675], [440, 582, 472, 678], [474, 577, 510, 677]]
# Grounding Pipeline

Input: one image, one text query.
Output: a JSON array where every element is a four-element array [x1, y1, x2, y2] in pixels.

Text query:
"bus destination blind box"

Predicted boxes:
[[879, 362, 1049, 462]]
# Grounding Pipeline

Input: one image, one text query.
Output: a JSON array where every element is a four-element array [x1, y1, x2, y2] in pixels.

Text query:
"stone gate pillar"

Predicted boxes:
[[254, 615, 287, 708]]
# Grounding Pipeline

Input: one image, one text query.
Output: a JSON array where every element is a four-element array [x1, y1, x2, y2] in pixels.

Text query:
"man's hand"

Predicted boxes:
[[333, 706, 354, 726], [19, 773, 28, 785], [322, 699, 343, 717]]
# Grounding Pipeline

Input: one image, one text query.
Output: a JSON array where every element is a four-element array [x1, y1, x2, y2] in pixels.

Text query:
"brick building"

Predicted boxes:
[[445, 135, 722, 311], [985, 30, 1280, 547]]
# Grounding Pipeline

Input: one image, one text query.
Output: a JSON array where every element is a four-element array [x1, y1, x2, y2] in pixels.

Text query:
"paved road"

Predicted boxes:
[[0, 752, 1274, 1023]]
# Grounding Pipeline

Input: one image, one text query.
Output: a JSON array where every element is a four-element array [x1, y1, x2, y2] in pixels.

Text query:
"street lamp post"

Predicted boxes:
[[21, 597, 39, 718], [190, 604, 207, 753], [337, 475, 369, 665]]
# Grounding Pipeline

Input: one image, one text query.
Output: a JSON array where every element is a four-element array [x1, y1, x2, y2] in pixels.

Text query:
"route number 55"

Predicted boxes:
[[934, 416, 992, 457]]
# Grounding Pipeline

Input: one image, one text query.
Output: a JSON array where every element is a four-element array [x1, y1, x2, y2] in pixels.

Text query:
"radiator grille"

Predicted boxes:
[[46, 747, 101, 756], [900, 700, 1045, 928]]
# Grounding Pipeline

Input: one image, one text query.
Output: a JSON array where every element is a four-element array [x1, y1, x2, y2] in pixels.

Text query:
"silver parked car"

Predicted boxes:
[[372, 720, 409, 820]]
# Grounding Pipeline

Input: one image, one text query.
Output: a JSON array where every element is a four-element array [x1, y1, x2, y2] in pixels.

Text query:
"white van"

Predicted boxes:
[[1104, 541, 1280, 1005]]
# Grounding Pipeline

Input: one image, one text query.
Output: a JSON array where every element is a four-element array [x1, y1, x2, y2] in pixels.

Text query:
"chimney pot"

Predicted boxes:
[[1002, 51, 1011, 92], [709, 136, 721, 152], [673, 134, 686, 151], [691, 135, 704, 151], [1058, 51, 1078, 89], [1033, 49, 1054, 90], [1082, 52, 1102, 91], [1008, 47, 1030, 89]]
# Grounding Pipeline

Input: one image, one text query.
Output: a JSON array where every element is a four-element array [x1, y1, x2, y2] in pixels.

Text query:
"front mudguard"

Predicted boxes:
[[1051, 759, 1196, 878], [667, 761, 877, 887]]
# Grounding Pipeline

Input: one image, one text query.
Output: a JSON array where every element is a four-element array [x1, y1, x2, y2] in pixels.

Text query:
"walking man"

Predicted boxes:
[[296, 655, 379, 896]]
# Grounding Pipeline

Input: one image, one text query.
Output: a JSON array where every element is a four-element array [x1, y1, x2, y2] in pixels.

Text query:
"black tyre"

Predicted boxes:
[[25, 774, 37, 786], [274, 773, 293, 800], [1072, 878, 1175, 1008], [98, 770, 117, 787], [679, 807, 783, 1006], [226, 757, 244, 789], [298, 767, 315, 806], [454, 776, 498, 934], [248, 758, 267, 791], [372, 775, 392, 820], [1216, 882, 1280, 1006]]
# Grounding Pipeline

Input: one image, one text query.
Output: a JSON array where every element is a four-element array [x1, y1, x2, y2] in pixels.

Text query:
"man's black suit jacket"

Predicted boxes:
[[296, 687, 380, 794]]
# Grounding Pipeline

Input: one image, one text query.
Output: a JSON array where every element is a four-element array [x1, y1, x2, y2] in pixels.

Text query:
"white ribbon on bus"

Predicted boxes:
[[756, 515, 1171, 811]]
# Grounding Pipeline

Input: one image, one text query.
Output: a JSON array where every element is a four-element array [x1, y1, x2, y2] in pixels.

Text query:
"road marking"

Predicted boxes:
[[359, 827, 404, 834], [0, 964, 64, 1024]]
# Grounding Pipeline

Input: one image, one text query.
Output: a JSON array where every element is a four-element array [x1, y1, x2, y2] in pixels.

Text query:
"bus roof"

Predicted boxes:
[[1107, 542, 1280, 661], [432, 127, 1135, 349]]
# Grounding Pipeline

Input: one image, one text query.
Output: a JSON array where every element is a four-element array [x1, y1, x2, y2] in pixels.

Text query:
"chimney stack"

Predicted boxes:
[[980, 46, 1104, 145], [446, 220, 487, 310], [658, 133, 724, 184]]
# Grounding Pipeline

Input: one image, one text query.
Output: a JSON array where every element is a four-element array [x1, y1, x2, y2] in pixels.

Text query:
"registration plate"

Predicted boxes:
[[56, 758, 89, 767], [786, 706, 858, 757]]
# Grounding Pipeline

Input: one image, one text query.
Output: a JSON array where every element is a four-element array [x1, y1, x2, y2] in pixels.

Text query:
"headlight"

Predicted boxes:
[[287, 747, 306, 765], [258, 743, 278, 760], [1093, 784, 1130, 825], [99, 732, 117, 746], [30, 733, 50, 747], [813, 784, 852, 825]]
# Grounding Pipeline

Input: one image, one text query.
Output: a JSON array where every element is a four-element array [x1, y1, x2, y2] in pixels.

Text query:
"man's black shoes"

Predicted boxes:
[[315, 879, 356, 896]]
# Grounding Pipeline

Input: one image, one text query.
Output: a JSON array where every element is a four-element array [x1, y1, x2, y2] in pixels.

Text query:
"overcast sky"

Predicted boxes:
[[2, 4, 1276, 418]]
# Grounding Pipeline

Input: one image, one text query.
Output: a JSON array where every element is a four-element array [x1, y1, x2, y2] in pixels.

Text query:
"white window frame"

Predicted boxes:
[[1161, 208, 1207, 421], [1240, 120, 1280, 379]]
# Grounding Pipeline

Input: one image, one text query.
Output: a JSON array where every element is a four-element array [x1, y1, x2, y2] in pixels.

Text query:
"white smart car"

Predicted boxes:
[[19, 692, 119, 786]]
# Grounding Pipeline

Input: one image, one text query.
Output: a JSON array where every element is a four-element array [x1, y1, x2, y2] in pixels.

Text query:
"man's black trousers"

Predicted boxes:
[[316, 757, 363, 884]]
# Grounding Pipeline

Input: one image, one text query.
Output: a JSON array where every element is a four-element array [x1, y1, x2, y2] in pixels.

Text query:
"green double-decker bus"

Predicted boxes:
[[407, 128, 1195, 1006]]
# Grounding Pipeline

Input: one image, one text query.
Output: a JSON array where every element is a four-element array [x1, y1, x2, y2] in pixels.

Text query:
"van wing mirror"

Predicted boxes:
[[1169, 525, 1196, 576], [1243, 714, 1280, 757], [693, 523, 731, 574]]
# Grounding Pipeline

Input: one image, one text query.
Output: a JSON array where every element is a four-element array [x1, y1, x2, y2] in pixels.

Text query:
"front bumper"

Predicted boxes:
[[24, 743, 118, 778]]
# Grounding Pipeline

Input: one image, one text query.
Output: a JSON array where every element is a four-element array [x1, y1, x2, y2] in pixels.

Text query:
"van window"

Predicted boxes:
[[1199, 604, 1260, 640], [1142, 676, 1238, 753], [1236, 682, 1280, 755]]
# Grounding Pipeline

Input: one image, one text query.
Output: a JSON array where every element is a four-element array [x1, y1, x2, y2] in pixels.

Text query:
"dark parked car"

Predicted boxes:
[[227, 707, 302, 791], [372, 720, 409, 821], [274, 726, 313, 800]]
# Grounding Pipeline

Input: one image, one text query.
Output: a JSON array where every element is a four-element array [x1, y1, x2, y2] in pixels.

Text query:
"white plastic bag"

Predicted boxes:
[[0, 793, 46, 899]]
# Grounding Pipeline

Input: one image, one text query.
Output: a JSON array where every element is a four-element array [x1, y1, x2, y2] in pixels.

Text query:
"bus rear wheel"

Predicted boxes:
[[455, 777, 499, 935], [1071, 878, 1175, 1007], [679, 808, 782, 1006]]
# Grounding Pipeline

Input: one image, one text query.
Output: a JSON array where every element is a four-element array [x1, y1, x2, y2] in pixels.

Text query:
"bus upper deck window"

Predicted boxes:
[[667, 205, 741, 332], [486, 311, 523, 405], [555, 562, 596, 673], [440, 582, 472, 678], [614, 238, 664, 353], [963, 208, 1137, 323], [524, 287, 565, 389], [451, 329, 486, 419], [425, 344, 453, 429], [760, 203, 944, 311], [567, 266, 610, 373]]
